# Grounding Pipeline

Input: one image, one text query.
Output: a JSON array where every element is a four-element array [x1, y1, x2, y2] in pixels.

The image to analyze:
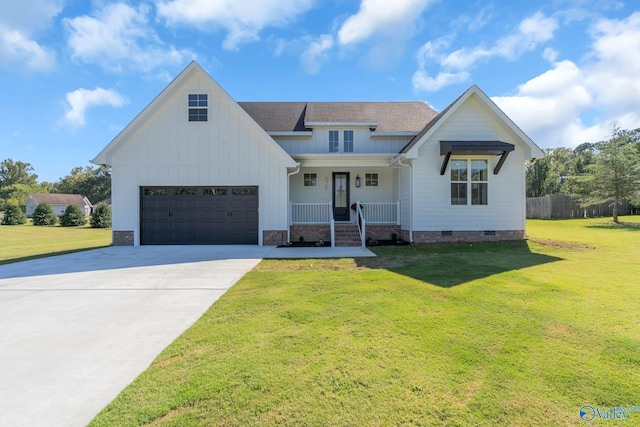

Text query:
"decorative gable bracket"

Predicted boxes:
[[439, 141, 515, 175]]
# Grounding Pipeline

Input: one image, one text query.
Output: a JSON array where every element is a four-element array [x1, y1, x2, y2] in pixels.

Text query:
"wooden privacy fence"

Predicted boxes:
[[526, 194, 632, 219]]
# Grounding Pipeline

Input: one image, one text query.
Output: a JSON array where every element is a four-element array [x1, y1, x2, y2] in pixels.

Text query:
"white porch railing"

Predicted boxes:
[[290, 202, 333, 224], [361, 202, 400, 224], [290, 201, 400, 225]]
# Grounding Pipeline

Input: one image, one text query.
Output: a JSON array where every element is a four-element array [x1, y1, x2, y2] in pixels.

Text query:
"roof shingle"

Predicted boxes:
[[29, 193, 91, 206], [239, 101, 437, 133]]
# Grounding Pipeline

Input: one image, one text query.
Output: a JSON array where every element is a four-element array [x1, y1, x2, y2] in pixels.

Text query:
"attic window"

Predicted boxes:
[[188, 94, 208, 122]]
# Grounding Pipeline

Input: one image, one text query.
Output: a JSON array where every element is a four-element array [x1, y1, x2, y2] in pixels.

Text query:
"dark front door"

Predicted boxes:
[[333, 172, 350, 221]]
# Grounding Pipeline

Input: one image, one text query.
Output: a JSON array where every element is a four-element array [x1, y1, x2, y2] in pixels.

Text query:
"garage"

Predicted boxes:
[[140, 186, 258, 245]]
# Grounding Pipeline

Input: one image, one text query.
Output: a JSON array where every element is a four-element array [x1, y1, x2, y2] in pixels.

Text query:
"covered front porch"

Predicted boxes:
[[288, 166, 402, 246]]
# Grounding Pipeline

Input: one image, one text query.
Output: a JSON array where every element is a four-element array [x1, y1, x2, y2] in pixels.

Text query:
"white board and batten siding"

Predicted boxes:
[[290, 167, 398, 204], [412, 95, 528, 232], [108, 69, 293, 245], [275, 128, 412, 155]]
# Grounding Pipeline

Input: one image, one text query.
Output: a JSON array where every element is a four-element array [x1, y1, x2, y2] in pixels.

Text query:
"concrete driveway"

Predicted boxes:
[[0, 246, 273, 427]]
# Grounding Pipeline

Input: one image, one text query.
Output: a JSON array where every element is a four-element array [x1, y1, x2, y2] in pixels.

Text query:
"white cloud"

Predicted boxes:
[[0, 0, 63, 72], [492, 12, 640, 148], [0, 27, 55, 72], [64, 3, 195, 72], [156, 0, 315, 50], [64, 87, 127, 127], [492, 60, 593, 146], [412, 70, 469, 92], [301, 34, 333, 74], [337, 0, 435, 46], [443, 12, 559, 70], [413, 12, 559, 92]]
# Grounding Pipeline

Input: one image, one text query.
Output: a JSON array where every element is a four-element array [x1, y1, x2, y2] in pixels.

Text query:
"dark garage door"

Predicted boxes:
[[140, 186, 258, 245]]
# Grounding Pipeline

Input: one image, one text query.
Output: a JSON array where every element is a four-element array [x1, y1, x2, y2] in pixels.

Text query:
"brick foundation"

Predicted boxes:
[[263, 230, 287, 246], [365, 224, 402, 241], [290, 224, 331, 243], [113, 230, 134, 246], [412, 230, 525, 244]]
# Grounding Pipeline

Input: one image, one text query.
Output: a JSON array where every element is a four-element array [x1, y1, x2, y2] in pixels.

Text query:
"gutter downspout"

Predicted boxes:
[[287, 163, 301, 244], [397, 156, 413, 243]]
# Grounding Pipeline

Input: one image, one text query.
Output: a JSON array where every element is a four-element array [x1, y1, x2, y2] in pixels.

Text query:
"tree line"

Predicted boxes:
[[0, 160, 110, 210], [527, 127, 640, 222]]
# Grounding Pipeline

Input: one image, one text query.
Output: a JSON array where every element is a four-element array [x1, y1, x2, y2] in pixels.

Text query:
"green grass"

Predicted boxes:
[[0, 222, 112, 264], [90, 217, 640, 426]]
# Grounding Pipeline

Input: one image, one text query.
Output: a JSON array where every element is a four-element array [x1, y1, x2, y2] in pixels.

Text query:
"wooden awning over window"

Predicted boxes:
[[439, 141, 515, 175]]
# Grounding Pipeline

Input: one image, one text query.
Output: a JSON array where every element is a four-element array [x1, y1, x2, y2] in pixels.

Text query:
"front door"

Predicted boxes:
[[333, 172, 350, 221]]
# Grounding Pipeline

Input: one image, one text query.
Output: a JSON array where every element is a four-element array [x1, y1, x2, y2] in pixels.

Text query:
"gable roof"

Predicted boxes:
[[239, 102, 436, 133], [398, 85, 544, 160], [92, 61, 296, 167], [29, 193, 91, 206]]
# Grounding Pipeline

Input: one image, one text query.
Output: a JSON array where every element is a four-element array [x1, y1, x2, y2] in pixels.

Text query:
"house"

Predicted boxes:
[[26, 193, 93, 217], [92, 61, 544, 247]]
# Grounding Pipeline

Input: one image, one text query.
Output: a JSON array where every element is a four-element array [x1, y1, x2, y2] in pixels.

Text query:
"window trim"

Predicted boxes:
[[303, 173, 317, 187], [450, 158, 488, 206], [365, 173, 378, 187], [188, 94, 208, 122], [344, 130, 354, 153]]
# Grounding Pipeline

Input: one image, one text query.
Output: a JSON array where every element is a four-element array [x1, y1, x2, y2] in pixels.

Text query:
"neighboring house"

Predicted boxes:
[[92, 61, 544, 247], [26, 193, 93, 217]]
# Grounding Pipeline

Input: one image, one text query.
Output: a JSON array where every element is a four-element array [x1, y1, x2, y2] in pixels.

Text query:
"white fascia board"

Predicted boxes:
[[268, 131, 313, 137], [371, 132, 418, 137], [291, 153, 395, 167], [304, 121, 378, 127]]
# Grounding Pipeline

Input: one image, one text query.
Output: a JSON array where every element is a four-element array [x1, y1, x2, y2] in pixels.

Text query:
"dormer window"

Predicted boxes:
[[328, 130, 354, 153], [344, 130, 353, 152], [329, 130, 339, 152], [188, 94, 208, 121]]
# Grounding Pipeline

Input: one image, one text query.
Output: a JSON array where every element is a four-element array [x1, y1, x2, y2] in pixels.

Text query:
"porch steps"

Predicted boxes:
[[334, 224, 362, 247]]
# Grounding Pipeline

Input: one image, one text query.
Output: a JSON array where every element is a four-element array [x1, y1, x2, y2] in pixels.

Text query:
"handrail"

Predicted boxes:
[[356, 201, 366, 247]]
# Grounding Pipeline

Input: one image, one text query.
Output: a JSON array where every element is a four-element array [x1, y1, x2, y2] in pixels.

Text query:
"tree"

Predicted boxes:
[[526, 147, 573, 197], [0, 182, 47, 210], [0, 159, 38, 189], [33, 203, 58, 226], [53, 166, 110, 204], [59, 204, 87, 227], [1, 203, 27, 225], [569, 128, 640, 223], [90, 203, 111, 228]]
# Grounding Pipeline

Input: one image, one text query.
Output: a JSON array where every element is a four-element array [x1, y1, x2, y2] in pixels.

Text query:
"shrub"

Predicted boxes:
[[90, 203, 112, 228], [33, 202, 58, 226], [1, 203, 27, 225], [59, 204, 87, 227]]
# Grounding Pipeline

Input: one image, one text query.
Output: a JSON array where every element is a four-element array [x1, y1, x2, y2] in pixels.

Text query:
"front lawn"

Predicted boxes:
[[0, 222, 111, 264], [91, 217, 640, 426]]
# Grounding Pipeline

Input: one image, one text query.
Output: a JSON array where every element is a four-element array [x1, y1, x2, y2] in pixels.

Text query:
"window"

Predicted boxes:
[[203, 188, 227, 196], [175, 188, 197, 195], [344, 130, 354, 152], [329, 131, 339, 152], [450, 159, 488, 205], [144, 188, 167, 196], [365, 173, 378, 186], [304, 173, 317, 186], [232, 187, 257, 196], [188, 94, 208, 121], [471, 160, 488, 205]]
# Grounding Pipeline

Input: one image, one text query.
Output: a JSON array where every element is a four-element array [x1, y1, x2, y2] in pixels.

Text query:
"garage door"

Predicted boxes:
[[140, 186, 258, 245]]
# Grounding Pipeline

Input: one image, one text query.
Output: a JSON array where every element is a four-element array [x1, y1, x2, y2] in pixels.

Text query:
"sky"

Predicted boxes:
[[1, 0, 639, 183]]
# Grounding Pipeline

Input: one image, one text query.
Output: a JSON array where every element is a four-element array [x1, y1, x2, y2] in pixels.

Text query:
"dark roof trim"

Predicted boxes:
[[439, 141, 515, 175]]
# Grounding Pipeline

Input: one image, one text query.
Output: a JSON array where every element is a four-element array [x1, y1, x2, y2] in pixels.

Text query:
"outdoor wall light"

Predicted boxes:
[[355, 174, 361, 187]]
